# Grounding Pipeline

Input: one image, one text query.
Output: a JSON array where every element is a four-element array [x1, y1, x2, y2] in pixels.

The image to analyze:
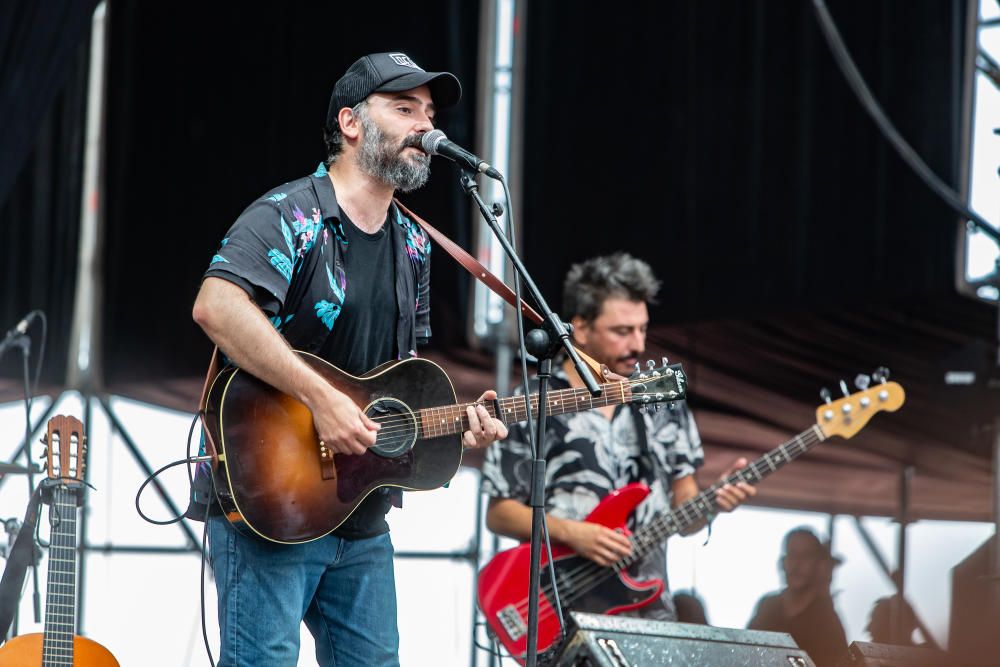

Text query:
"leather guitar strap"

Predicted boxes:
[[393, 199, 605, 380]]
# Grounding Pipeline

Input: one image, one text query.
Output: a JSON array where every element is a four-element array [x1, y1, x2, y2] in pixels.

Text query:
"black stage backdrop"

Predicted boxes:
[[0, 0, 98, 390], [520, 0, 966, 324], [0, 0, 970, 395], [101, 1, 480, 388]]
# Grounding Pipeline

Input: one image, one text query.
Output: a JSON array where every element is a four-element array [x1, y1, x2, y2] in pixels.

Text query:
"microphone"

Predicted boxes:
[[0, 312, 38, 353], [421, 130, 502, 179]]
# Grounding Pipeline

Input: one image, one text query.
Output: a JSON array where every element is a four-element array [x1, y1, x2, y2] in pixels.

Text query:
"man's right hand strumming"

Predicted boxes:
[[193, 278, 380, 457], [555, 518, 633, 567], [486, 498, 634, 567], [307, 386, 380, 456]]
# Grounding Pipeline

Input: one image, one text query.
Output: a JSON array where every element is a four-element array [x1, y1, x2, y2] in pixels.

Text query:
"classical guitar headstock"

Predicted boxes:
[[816, 367, 905, 440], [43, 415, 87, 483], [628, 358, 687, 412]]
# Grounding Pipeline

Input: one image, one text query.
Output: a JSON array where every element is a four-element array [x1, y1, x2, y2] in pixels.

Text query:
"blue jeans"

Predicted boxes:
[[208, 516, 399, 667]]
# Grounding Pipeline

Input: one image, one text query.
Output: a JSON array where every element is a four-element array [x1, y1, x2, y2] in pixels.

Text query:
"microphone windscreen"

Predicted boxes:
[[421, 129, 447, 155]]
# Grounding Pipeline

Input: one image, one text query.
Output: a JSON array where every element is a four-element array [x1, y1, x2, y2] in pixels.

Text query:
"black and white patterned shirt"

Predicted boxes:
[[481, 365, 704, 619]]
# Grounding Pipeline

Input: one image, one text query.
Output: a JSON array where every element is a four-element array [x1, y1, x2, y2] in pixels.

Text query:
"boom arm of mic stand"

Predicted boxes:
[[457, 169, 602, 397]]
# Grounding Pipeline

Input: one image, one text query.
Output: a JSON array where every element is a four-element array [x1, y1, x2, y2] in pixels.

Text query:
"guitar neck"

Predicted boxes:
[[418, 382, 634, 439], [629, 425, 827, 559], [42, 485, 79, 667]]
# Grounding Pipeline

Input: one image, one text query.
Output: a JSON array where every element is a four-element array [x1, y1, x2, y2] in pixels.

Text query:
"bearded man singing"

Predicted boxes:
[[189, 52, 507, 667]]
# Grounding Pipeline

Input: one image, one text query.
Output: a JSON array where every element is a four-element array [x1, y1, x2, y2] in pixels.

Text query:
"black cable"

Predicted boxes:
[[29, 311, 46, 402], [134, 413, 203, 525], [201, 475, 216, 667], [133, 408, 216, 664], [810, 0, 1000, 245], [473, 620, 509, 658], [20, 318, 41, 624]]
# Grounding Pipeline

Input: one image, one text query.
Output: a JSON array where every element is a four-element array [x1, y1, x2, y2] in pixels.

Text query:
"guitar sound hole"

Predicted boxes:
[[367, 398, 417, 458]]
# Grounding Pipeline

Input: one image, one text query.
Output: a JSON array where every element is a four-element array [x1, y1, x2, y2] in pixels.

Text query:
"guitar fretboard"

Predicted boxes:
[[42, 485, 78, 667], [418, 382, 635, 439], [624, 425, 827, 564]]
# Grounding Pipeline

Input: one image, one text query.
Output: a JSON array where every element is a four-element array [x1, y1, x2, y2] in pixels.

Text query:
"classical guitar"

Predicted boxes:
[[477, 374, 906, 663], [0, 415, 120, 666], [203, 351, 686, 544]]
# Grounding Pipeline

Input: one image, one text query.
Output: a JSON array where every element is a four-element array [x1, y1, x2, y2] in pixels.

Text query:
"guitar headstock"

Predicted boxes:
[[628, 358, 687, 411], [44, 415, 87, 482], [815, 369, 905, 440]]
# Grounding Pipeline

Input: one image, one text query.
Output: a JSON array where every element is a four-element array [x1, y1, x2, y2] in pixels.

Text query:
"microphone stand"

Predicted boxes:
[[457, 168, 601, 666], [0, 331, 42, 628]]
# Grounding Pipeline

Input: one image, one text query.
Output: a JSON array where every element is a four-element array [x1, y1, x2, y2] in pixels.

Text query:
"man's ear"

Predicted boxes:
[[338, 106, 361, 141], [570, 315, 589, 346]]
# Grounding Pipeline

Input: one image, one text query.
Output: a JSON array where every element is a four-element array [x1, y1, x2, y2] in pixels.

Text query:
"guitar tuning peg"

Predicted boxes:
[[872, 366, 890, 384], [839, 380, 850, 397], [854, 374, 871, 391], [637, 405, 647, 414], [646, 359, 656, 370], [634, 362, 642, 374], [820, 388, 832, 404], [661, 356, 669, 367]]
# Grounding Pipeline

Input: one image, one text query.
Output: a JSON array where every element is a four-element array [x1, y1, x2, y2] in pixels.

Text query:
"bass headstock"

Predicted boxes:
[[816, 368, 905, 440], [43, 415, 87, 483], [628, 358, 687, 412]]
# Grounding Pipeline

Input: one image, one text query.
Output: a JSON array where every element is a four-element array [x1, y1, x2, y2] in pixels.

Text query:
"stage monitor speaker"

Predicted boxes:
[[553, 612, 816, 666], [837, 641, 947, 666]]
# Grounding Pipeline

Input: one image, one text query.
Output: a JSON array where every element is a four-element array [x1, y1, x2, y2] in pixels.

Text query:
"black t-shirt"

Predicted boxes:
[[321, 213, 398, 374], [325, 213, 399, 539]]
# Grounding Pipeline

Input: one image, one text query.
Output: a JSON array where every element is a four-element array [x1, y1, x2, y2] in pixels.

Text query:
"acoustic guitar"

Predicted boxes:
[[477, 375, 905, 663], [203, 351, 686, 544], [0, 415, 119, 666]]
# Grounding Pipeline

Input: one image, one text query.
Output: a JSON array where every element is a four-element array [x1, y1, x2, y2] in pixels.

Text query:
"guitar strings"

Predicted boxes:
[[510, 431, 824, 624], [325, 377, 668, 440], [43, 485, 78, 662], [523, 430, 823, 618], [503, 430, 825, 627], [336, 391, 670, 450]]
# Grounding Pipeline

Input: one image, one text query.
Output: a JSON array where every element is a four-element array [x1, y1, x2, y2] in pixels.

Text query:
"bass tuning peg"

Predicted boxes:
[[872, 366, 890, 383]]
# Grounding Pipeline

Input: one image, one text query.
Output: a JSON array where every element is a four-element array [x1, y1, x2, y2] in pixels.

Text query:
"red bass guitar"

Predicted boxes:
[[477, 376, 905, 663]]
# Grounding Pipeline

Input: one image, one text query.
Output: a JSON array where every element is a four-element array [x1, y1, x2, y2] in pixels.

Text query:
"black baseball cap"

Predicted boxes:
[[326, 52, 462, 130]]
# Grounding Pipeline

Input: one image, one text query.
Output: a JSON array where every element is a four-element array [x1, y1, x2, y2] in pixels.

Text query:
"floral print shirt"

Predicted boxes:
[[188, 164, 432, 529], [481, 366, 704, 619], [204, 163, 432, 355]]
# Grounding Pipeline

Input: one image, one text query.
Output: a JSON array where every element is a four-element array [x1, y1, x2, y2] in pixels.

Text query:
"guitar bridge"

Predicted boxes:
[[496, 604, 527, 641], [318, 441, 336, 480]]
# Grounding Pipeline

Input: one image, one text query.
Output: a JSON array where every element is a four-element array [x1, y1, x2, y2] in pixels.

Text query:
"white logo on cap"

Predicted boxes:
[[389, 53, 422, 70]]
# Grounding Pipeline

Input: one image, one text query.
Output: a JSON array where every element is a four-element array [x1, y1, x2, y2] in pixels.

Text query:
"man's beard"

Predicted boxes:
[[355, 111, 431, 192]]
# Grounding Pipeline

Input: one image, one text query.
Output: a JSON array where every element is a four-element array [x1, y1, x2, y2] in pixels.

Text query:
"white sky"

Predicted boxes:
[[0, 394, 991, 666], [965, 1, 1000, 288]]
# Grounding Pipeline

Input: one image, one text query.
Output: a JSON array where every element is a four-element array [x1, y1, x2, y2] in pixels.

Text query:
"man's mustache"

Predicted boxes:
[[400, 134, 424, 152]]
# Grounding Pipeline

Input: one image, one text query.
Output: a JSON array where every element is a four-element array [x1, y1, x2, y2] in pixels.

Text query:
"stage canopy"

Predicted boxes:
[[1, 0, 992, 521]]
